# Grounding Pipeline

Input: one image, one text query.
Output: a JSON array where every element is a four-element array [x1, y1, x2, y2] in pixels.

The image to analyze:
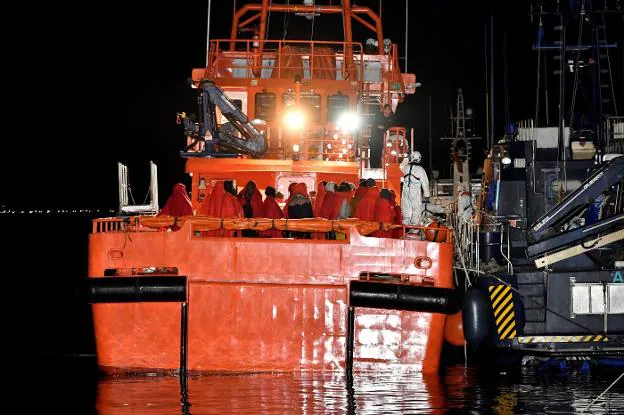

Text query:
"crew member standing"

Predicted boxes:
[[399, 151, 430, 226]]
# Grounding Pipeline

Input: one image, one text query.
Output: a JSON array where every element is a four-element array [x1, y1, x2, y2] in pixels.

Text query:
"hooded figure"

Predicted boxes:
[[373, 188, 395, 238], [354, 178, 380, 221], [286, 183, 314, 239], [319, 182, 341, 219], [261, 186, 283, 238], [400, 151, 430, 226], [158, 183, 193, 231], [238, 181, 263, 218], [221, 180, 244, 237], [199, 181, 225, 236], [313, 181, 327, 217], [282, 182, 298, 218], [350, 181, 367, 215], [238, 180, 263, 237], [319, 182, 342, 240], [337, 183, 353, 219], [159, 183, 193, 217], [390, 190, 403, 239]]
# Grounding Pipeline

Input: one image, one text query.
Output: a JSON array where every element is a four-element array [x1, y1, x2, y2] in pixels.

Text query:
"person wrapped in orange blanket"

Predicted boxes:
[[261, 186, 283, 238]]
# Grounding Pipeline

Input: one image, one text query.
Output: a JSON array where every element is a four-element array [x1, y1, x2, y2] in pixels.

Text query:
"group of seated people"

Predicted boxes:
[[158, 178, 403, 239]]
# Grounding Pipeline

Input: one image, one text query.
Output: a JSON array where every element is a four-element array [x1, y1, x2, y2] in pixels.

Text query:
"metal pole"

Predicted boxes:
[[558, 12, 566, 161], [346, 306, 355, 375], [489, 14, 495, 147], [428, 68, 432, 172], [180, 302, 188, 383], [206, 0, 212, 66], [405, 0, 408, 73], [343, 0, 355, 76], [485, 20, 489, 147]]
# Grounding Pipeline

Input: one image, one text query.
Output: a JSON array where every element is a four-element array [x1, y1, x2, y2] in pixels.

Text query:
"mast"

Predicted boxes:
[[489, 14, 495, 147], [206, 0, 212, 66], [484, 21, 489, 145], [405, 0, 408, 73], [558, 9, 566, 161], [342, 0, 354, 77]]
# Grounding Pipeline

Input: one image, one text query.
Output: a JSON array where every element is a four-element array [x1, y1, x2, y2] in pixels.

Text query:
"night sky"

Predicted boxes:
[[3, 1, 622, 210]]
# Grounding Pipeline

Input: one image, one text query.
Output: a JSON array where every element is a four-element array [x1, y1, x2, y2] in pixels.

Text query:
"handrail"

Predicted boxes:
[[229, 4, 384, 54], [207, 39, 364, 81], [92, 215, 452, 244]]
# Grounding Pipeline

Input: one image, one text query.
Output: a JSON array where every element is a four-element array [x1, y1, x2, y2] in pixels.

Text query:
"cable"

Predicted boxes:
[[309, 0, 315, 42], [581, 371, 624, 413], [601, 15, 619, 115], [453, 225, 473, 287], [265, 0, 272, 41], [282, 0, 290, 41], [128, 184, 136, 205]]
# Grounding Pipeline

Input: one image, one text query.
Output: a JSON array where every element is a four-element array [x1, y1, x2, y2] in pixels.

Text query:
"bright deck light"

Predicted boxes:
[[337, 112, 361, 133], [283, 110, 305, 130]]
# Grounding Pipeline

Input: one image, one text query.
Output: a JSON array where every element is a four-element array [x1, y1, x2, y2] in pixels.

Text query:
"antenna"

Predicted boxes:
[[206, 0, 212, 66], [405, 0, 408, 73]]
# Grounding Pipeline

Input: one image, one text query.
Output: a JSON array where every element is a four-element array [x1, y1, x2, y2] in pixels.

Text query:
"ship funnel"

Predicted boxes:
[[118, 161, 159, 215]]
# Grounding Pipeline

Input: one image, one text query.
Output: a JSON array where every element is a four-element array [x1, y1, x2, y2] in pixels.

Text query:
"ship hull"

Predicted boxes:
[[88, 222, 455, 374]]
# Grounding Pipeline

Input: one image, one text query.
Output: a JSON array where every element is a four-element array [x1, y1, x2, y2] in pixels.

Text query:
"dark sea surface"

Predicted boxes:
[[6, 214, 624, 414]]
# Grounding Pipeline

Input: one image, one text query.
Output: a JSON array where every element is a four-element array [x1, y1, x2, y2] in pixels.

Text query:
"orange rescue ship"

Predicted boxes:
[[86, 0, 461, 376]]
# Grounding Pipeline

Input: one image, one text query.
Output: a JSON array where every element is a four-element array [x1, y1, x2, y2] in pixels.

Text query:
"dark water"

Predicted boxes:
[[30, 357, 624, 414], [6, 215, 624, 414]]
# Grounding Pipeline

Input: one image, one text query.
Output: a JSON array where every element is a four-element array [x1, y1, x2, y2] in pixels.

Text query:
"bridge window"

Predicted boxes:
[[282, 93, 321, 124], [301, 93, 321, 124], [255, 92, 276, 121], [327, 94, 349, 123]]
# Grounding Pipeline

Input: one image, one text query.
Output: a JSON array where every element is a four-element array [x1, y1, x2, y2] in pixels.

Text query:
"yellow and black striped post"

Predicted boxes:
[[488, 284, 517, 340]]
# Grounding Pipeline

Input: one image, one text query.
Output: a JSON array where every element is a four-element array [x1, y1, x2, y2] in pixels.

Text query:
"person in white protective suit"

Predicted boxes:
[[400, 151, 430, 225], [457, 185, 473, 222]]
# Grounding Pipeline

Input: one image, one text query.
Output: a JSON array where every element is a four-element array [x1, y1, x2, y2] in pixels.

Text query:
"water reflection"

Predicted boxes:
[[95, 365, 624, 414]]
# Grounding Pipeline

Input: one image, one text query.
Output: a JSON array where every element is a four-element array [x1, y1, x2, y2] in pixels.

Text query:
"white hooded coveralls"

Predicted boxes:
[[400, 158, 430, 225], [457, 191, 473, 222]]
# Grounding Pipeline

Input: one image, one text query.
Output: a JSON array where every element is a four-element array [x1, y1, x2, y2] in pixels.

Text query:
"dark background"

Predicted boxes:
[[2, 0, 622, 364], [5, 0, 621, 210]]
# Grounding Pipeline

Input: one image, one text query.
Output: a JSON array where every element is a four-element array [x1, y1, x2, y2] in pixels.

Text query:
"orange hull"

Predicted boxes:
[[89, 223, 454, 374]]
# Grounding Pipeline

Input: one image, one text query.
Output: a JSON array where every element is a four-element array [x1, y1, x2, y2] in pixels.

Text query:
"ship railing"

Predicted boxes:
[[90, 215, 454, 245], [603, 116, 624, 154], [92, 217, 125, 233], [383, 127, 408, 165], [91, 217, 163, 234], [206, 39, 364, 81], [261, 127, 358, 161], [357, 126, 406, 174]]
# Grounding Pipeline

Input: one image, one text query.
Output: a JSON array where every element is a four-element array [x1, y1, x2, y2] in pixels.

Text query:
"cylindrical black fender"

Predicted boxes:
[[461, 286, 491, 347], [349, 280, 460, 314], [84, 276, 187, 303]]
